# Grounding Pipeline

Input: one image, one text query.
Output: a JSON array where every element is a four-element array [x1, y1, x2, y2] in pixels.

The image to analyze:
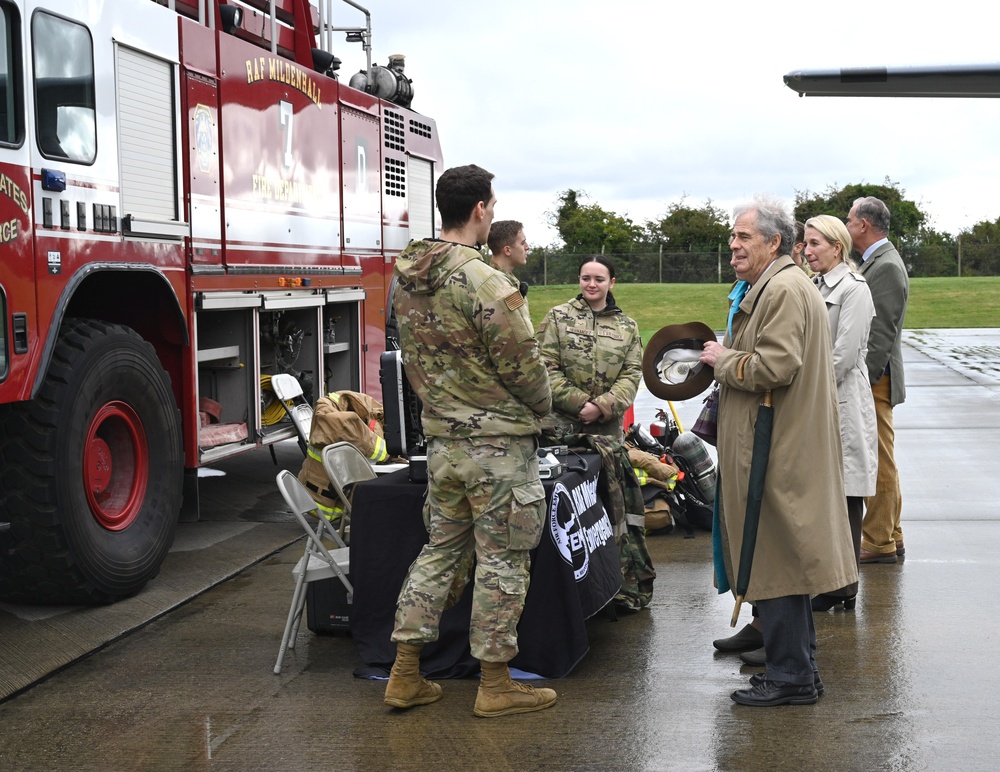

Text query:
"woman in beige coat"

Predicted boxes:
[[701, 197, 857, 707], [804, 215, 878, 612]]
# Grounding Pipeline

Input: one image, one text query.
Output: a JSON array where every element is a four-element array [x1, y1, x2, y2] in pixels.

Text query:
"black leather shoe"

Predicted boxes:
[[811, 593, 857, 612], [713, 624, 764, 652], [739, 647, 766, 666], [750, 671, 824, 697], [731, 679, 818, 706]]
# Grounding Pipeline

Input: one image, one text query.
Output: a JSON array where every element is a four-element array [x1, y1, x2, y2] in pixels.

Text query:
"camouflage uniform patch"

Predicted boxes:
[[504, 290, 525, 311]]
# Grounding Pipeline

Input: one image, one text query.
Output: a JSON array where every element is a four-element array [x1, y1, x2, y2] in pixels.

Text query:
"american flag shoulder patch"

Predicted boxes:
[[505, 291, 525, 311]]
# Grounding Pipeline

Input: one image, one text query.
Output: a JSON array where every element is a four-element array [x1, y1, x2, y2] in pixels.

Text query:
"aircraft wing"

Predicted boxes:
[[783, 64, 1000, 98]]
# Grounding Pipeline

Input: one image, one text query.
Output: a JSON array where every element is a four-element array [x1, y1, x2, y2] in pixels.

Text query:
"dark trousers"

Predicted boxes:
[[757, 595, 816, 686], [828, 496, 863, 598]]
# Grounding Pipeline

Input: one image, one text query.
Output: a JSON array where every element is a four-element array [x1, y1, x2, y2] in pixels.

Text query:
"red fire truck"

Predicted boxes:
[[0, 0, 443, 603]]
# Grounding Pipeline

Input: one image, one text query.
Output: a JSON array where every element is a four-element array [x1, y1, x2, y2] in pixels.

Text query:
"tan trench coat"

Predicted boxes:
[[715, 256, 858, 601]]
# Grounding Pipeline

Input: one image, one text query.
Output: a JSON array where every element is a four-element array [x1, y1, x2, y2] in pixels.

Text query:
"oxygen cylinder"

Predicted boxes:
[[671, 431, 717, 503]]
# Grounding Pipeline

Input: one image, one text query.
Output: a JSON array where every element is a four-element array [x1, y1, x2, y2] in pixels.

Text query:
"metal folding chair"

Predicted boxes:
[[321, 441, 378, 540], [269, 373, 314, 456], [273, 469, 352, 675]]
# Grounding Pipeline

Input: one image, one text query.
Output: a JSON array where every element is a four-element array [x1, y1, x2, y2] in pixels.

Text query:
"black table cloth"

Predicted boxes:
[[343, 451, 620, 678]]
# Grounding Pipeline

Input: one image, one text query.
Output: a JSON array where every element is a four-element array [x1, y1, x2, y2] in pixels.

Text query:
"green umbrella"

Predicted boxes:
[[730, 390, 774, 627]]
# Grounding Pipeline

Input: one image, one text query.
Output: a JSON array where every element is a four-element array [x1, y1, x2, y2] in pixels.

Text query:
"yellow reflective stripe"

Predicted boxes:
[[369, 436, 388, 462], [633, 468, 648, 486], [327, 392, 341, 403], [314, 500, 345, 522], [308, 445, 322, 462]]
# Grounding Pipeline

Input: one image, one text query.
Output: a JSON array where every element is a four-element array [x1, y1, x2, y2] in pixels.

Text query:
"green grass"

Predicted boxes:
[[904, 277, 1000, 328], [527, 276, 1000, 341]]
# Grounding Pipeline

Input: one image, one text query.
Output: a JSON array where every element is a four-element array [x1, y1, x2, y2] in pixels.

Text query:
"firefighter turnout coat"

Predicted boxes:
[[297, 391, 389, 519]]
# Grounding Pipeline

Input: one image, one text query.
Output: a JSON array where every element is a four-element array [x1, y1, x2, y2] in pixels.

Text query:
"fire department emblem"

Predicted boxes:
[[194, 104, 214, 173]]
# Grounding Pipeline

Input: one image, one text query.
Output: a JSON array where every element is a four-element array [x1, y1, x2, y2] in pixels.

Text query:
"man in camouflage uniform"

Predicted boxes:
[[487, 219, 529, 278], [488, 219, 531, 300], [384, 165, 556, 717]]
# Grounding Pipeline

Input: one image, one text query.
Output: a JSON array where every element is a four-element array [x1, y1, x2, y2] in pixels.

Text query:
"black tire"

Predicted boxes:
[[0, 319, 183, 604]]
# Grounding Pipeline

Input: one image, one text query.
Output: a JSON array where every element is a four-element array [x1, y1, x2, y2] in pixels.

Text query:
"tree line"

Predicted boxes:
[[517, 180, 1000, 285]]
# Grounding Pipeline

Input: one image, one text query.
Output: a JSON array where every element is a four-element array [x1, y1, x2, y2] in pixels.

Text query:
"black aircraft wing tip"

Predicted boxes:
[[784, 63, 1000, 98]]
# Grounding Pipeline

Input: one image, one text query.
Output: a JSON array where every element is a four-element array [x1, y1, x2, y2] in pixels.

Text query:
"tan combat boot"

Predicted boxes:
[[384, 642, 443, 709], [473, 661, 557, 717]]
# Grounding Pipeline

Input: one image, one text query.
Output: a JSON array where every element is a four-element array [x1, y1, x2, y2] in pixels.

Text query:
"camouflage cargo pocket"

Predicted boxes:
[[497, 572, 526, 597], [507, 479, 545, 551]]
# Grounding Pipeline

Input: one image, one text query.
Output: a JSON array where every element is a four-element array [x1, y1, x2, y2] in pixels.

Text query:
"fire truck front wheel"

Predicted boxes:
[[0, 319, 183, 604]]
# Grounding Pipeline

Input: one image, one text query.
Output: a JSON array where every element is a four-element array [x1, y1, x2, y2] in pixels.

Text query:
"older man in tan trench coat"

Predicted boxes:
[[701, 196, 857, 707]]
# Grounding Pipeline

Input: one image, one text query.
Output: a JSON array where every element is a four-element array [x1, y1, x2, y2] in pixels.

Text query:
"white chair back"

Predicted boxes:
[[321, 441, 377, 538], [321, 441, 378, 515], [269, 373, 313, 454]]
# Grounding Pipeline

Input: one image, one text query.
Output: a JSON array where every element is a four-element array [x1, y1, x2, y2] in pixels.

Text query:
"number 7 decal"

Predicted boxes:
[[279, 100, 293, 169]]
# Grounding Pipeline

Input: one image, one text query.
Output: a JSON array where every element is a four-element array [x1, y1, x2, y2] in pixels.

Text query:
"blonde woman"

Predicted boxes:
[[804, 214, 877, 612]]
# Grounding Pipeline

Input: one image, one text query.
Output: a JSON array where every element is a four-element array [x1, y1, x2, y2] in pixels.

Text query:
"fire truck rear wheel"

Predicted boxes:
[[0, 319, 183, 604]]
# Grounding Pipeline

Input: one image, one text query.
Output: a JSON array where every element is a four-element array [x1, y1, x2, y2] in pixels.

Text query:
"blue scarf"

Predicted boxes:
[[726, 280, 750, 341], [714, 279, 750, 593]]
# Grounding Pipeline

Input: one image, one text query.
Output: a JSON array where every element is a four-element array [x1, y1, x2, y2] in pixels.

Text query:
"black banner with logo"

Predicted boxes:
[[345, 453, 621, 679]]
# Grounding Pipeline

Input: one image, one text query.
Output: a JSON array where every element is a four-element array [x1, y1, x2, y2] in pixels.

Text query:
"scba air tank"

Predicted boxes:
[[672, 431, 717, 503]]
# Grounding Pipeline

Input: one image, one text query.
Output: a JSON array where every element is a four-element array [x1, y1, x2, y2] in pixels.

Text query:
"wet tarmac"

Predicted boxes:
[[1, 329, 999, 771]]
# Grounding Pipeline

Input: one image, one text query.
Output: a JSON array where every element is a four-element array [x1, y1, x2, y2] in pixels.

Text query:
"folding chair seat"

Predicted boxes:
[[273, 469, 352, 674], [321, 441, 378, 540], [269, 373, 314, 457]]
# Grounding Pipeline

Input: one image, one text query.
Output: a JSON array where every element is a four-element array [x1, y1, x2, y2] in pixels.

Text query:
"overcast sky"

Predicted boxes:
[[354, 0, 1000, 248]]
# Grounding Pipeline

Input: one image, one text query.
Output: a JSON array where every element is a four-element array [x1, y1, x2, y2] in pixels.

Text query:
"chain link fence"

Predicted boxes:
[[518, 243, 1000, 285], [908, 242, 1000, 277], [520, 247, 730, 285]]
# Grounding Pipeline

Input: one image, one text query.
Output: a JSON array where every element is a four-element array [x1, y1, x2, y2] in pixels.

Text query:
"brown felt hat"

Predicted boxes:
[[642, 321, 716, 401]]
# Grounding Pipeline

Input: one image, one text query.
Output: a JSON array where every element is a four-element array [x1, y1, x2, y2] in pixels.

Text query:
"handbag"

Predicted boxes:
[[691, 383, 719, 446]]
